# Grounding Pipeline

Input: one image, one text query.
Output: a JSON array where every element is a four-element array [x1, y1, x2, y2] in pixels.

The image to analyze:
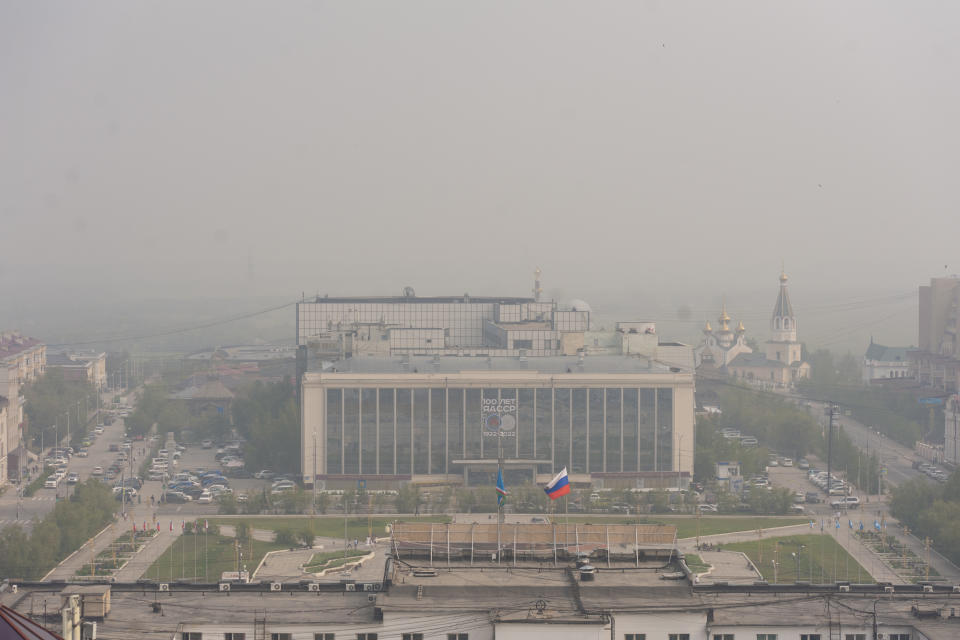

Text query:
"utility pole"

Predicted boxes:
[[827, 406, 837, 500]]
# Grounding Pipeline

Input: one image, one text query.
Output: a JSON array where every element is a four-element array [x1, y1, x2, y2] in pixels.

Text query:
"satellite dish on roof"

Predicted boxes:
[[402, 286, 416, 298]]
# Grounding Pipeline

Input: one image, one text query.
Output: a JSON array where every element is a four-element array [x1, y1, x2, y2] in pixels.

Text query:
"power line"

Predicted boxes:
[[45, 300, 298, 348]]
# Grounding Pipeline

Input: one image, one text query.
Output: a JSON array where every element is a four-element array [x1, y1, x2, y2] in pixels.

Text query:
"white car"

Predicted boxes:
[[44, 478, 59, 489], [94, 426, 105, 435], [92, 466, 104, 476], [196, 492, 213, 504]]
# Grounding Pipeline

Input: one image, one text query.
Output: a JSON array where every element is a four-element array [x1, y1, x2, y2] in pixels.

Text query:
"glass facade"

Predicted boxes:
[[322, 385, 677, 475]]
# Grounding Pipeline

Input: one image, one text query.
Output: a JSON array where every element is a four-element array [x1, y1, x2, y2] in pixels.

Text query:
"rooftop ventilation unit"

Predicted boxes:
[[270, 582, 282, 592], [838, 585, 850, 593], [308, 583, 320, 592], [219, 583, 231, 592], [953, 585, 960, 593], [923, 585, 934, 593], [158, 584, 169, 592], [367, 594, 377, 603], [345, 584, 356, 592], [884, 586, 895, 593]]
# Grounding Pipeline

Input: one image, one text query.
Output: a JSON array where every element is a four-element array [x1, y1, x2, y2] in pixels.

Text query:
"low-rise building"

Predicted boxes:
[[45, 351, 107, 388], [863, 340, 912, 382], [0, 331, 45, 483]]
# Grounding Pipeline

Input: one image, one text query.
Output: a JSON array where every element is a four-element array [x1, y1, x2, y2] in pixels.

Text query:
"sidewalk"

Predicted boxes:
[[44, 497, 157, 580], [884, 517, 960, 583]]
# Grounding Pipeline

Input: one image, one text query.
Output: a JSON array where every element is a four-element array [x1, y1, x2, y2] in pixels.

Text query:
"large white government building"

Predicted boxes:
[[298, 277, 695, 489]]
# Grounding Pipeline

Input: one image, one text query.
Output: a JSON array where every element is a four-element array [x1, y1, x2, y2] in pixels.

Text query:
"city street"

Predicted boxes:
[[0, 389, 136, 530]]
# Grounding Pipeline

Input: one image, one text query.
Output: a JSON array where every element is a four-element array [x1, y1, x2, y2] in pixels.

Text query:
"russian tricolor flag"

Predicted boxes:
[[544, 468, 571, 500]]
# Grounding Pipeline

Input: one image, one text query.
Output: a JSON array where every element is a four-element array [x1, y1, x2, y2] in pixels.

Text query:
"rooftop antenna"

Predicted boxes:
[[533, 267, 543, 302]]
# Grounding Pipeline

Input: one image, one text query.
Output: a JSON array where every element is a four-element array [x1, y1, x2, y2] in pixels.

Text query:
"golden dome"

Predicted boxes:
[[704, 320, 713, 332], [737, 320, 746, 332]]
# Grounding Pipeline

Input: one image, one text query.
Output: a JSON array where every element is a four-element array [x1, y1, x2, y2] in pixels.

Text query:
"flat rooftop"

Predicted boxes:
[[313, 354, 683, 375], [303, 296, 536, 305]]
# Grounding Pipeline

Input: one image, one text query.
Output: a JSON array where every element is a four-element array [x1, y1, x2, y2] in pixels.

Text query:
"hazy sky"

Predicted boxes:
[[3, 2, 958, 349]]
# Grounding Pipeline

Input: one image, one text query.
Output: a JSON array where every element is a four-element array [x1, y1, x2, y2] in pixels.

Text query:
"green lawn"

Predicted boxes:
[[682, 553, 710, 574], [560, 516, 807, 539], [147, 533, 288, 582], [721, 533, 875, 584], [304, 549, 368, 572], [208, 516, 450, 542]]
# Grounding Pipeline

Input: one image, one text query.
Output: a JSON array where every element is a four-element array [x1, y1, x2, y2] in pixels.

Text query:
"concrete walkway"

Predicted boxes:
[[44, 496, 165, 581]]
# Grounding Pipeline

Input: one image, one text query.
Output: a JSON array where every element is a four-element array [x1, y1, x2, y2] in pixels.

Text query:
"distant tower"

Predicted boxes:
[[533, 267, 543, 302], [765, 269, 803, 366]]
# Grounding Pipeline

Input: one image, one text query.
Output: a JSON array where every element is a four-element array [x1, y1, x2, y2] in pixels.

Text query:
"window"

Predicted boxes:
[[800, 635, 821, 640], [270, 635, 292, 640], [888, 635, 910, 640], [713, 635, 734, 640], [356, 635, 378, 640], [225, 635, 245, 640], [669, 635, 690, 640], [756, 635, 777, 640], [182, 634, 202, 640], [625, 635, 647, 640], [316, 635, 335, 640], [402, 635, 424, 640], [447, 635, 468, 640], [844, 635, 866, 640]]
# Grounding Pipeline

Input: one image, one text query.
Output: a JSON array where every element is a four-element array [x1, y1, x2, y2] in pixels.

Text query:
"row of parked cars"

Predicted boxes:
[[914, 461, 950, 484], [163, 469, 233, 504]]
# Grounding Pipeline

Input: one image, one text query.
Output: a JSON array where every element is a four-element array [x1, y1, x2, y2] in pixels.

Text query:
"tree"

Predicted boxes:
[[298, 528, 316, 548], [23, 369, 97, 447], [233, 379, 299, 473], [316, 492, 330, 514]]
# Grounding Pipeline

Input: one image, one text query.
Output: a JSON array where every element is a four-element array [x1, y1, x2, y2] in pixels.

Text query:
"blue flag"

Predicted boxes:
[[496, 468, 507, 507], [859, 521, 864, 531]]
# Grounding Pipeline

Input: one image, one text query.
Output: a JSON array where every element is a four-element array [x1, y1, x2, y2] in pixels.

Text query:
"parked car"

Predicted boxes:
[[830, 495, 861, 509], [697, 503, 718, 513], [76, 449, 89, 458], [254, 470, 275, 480], [66, 472, 80, 484], [201, 439, 214, 449], [92, 466, 104, 476], [196, 492, 214, 504], [44, 478, 59, 489]]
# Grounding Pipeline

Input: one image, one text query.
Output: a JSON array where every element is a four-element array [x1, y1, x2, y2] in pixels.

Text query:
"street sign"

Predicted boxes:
[[919, 397, 944, 406]]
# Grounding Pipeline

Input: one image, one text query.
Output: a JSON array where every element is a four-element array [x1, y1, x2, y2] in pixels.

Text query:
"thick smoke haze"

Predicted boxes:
[[2, 2, 957, 351]]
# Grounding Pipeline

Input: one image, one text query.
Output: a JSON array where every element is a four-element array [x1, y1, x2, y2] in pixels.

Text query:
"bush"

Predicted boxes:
[[275, 527, 297, 546], [298, 528, 316, 548], [25, 467, 53, 497]]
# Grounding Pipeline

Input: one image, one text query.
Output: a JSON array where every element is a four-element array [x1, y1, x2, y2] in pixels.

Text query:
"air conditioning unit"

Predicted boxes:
[[363, 583, 376, 592], [270, 582, 282, 592], [953, 585, 960, 593], [884, 586, 895, 593], [923, 585, 934, 593], [158, 584, 169, 592], [345, 584, 356, 592], [10, 585, 17, 594], [219, 583, 231, 592], [370, 583, 382, 592], [839, 585, 851, 592], [308, 583, 320, 592], [367, 595, 377, 603], [81, 621, 97, 640]]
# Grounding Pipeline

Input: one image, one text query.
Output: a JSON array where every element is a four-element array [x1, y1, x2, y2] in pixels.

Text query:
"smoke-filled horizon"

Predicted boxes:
[[3, 2, 955, 352]]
